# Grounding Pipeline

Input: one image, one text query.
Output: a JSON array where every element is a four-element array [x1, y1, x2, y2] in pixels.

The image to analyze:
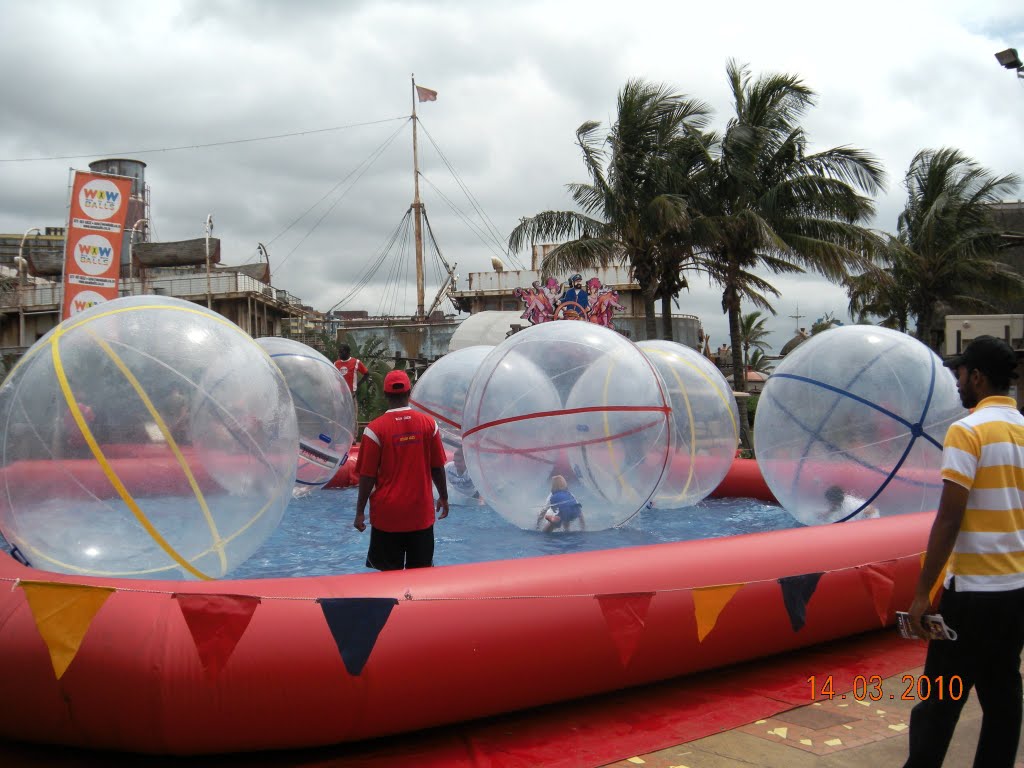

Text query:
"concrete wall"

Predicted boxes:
[[944, 314, 1024, 354]]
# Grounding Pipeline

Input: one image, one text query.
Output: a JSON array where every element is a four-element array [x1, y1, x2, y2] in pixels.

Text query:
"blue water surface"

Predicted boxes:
[[0, 490, 799, 579], [231, 490, 798, 579]]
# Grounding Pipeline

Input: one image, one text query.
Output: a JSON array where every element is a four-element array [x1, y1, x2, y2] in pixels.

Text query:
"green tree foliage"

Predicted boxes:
[[701, 61, 884, 396], [810, 311, 842, 335], [508, 79, 713, 340], [738, 310, 771, 367], [339, 334, 392, 424], [847, 148, 1021, 350], [747, 348, 773, 373]]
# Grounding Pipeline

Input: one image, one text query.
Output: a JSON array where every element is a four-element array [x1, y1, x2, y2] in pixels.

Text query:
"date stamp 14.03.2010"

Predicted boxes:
[[807, 674, 964, 702]]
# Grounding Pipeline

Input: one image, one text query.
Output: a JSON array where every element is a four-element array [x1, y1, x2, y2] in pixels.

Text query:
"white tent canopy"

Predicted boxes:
[[448, 311, 524, 352]]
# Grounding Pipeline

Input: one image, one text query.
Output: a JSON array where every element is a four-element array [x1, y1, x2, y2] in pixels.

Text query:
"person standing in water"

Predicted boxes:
[[353, 370, 449, 570]]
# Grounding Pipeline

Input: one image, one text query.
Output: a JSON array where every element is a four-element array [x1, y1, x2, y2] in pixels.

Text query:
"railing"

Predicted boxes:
[[0, 273, 304, 311]]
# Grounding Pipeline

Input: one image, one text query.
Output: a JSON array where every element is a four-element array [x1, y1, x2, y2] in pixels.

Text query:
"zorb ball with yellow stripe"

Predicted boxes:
[[256, 337, 355, 496], [0, 295, 298, 580], [461, 322, 672, 530], [637, 340, 739, 508]]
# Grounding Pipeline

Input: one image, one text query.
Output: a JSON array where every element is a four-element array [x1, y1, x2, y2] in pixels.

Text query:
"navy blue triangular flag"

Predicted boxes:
[[318, 597, 398, 676], [778, 572, 824, 632]]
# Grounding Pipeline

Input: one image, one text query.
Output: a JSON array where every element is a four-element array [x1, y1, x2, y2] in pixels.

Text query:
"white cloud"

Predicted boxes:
[[1, 0, 1021, 346]]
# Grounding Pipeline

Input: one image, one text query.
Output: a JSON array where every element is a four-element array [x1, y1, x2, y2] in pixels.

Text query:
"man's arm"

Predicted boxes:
[[354, 475, 375, 531], [431, 466, 449, 520], [907, 479, 968, 636]]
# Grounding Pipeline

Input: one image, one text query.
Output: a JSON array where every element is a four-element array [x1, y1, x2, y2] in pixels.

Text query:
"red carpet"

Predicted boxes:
[[0, 629, 925, 768]]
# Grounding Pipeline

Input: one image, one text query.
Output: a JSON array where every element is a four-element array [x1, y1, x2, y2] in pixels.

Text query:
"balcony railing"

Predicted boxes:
[[0, 273, 304, 311]]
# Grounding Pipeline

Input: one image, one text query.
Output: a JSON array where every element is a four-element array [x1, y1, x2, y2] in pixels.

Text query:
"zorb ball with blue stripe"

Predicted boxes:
[[256, 337, 355, 496], [754, 325, 966, 524], [461, 322, 672, 531], [638, 340, 739, 508], [0, 295, 299, 580]]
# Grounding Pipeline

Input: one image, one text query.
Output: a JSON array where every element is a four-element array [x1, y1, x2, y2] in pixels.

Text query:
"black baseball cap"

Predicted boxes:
[[943, 335, 1019, 380]]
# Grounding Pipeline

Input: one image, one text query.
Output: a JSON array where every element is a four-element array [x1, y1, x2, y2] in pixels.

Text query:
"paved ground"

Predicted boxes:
[[604, 663, 1024, 767]]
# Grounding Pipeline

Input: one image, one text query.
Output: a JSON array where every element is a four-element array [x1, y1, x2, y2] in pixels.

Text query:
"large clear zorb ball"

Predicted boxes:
[[0, 295, 299, 580], [410, 345, 493, 449], [637, 340, 739, 508], [257, 337, 355, 495], [461, 322, 672, 531], [754, 325, 966, 524]]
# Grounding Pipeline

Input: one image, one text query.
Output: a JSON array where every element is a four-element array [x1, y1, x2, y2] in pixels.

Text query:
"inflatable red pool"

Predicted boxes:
[[0, 460, 927, 755]]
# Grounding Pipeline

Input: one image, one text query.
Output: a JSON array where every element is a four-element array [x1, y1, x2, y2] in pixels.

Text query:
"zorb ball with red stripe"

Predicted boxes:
[[461, 322, 672, 530], [638, 340, 739, 508], [754, 325, 966, 525], [410, 345, 494, 449]]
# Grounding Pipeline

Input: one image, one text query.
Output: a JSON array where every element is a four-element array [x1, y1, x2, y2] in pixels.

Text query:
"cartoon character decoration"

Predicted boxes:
[[515, 274, 625, 329]]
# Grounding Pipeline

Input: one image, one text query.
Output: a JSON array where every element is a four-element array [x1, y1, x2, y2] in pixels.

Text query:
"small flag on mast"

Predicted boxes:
[[416, 85, 438, 103]]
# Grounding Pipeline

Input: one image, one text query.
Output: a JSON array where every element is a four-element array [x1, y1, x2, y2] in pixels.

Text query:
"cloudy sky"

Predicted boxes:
[[1, 0, 1022, 353]]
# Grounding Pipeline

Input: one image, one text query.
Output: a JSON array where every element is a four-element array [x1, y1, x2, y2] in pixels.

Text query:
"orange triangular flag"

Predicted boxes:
[[595, 592, 655, 667], [857, 561, 898, 625], [919, 552, 948, 605], [174, 593, 261, 679], [19, 581, 115, 680], [692, 583, 744, 642]]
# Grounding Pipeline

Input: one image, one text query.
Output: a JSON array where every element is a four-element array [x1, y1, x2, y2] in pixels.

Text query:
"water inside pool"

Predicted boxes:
[[0, 490, 799, 579]]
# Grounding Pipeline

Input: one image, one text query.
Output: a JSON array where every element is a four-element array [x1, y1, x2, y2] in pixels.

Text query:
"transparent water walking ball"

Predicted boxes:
[[257, 337, 355, 495], [638, 340, 739, 508], [0, 296, 299, 579], [461, 322, 672, 530], [754, 325, 966, 524], [410, 345, 493, 448]]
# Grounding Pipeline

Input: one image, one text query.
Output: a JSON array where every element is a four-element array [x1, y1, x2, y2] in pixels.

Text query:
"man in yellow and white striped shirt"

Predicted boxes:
[[905, 335, 1024, 768]]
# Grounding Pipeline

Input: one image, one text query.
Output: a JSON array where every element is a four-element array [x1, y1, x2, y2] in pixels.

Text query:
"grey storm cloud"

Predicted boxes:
[[1, 0, 1022, 356]]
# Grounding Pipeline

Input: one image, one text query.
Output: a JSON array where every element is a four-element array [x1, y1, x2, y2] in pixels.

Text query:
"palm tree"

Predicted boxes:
[[702, 61, 885, 395], [845, 237, 913, 332], [340, 334, 392, 421], [891, 148, 1021, 350], [508, 79, 712, 340], [748, 348, 773, 374], [738, 310, 771, 368], [810, 311, 841, 335]]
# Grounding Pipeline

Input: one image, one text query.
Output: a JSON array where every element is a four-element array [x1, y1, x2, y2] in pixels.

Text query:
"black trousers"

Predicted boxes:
[[365, 526, 434, 571], [904, 582, 1024, 768]]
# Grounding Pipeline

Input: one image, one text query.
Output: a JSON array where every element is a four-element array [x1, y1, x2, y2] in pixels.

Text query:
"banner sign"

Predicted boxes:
[[61, 171, 133, 319]]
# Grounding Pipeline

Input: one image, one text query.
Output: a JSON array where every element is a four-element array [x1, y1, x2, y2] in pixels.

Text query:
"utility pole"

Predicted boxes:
[[204, 214, 214, 309], [411, 74, 425, 319], [128, 218, 148, 283], [789, 305, 805, 332], [16, 227, 41, 348]]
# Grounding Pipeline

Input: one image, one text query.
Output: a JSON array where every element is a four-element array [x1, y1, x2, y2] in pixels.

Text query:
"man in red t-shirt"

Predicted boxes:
[[334, 345, 369, 396], [353, 370, 449, 570]]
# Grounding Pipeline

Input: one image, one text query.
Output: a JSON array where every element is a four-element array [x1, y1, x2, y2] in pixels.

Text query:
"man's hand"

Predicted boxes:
[[907, 591, 932, 640], [353, 511, 366, 532], [436, 498, 449, 520]]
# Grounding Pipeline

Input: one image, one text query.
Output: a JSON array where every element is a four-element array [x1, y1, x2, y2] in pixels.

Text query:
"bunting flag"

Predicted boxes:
[[415, 85, 438, 102], [778, 573, 824, 632], [174, 593, 261, 679], [19, 581, 115, 679], [857, 561, 898, 626], [920, 552, 948, 604], [692, 584, 744, 642], [318, 597, 398, 676], [595, 592, 655, 667]]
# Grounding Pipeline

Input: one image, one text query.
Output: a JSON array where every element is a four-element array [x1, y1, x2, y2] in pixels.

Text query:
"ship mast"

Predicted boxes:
[[411, 74, 425, 319]]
